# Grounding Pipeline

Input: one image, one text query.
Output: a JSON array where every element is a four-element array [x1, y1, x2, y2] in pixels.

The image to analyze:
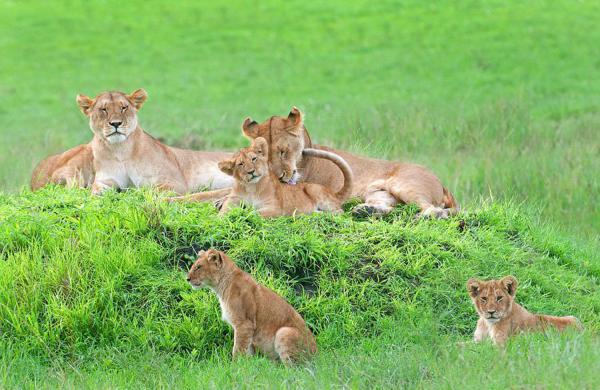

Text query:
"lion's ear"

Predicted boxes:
[[288, 106, 304, 127], [242, 117, 260, 139], [128, 88, 148, 110], [467, 278, 481, 298], [218, 159, 235, 176], [207, 250, 223, 267], [501, 275, 518, 297], [253, 137, 269, 157], [76, 94, 94, 116]]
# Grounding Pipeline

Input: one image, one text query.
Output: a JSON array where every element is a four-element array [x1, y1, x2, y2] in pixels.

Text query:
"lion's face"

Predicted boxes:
[[187, 249, 225, 289], [218, 137, 269, 184], [76, 89, 147, 144], [467, 276, 518, 323], [241, 107, 305, 184]]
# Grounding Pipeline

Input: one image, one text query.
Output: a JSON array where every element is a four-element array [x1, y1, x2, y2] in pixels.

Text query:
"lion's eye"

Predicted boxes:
[[101, 108, 108, 113], [480, 297, 487, 302], [496, 296, 503, 302], [251, 156, 257, 162], [279, 151, 286, 157], [238, 162, 243, 166], [121, 106, 127, 112]]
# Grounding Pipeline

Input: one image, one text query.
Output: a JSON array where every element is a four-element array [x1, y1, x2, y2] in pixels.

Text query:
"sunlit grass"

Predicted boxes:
[[0, 187, 598, 387]]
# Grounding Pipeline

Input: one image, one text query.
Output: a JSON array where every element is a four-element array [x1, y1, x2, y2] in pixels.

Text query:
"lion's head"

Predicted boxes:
[[187, 249, 227, 289], [241, 107, 307, 184], [76, 89, 147, 144], [467, 276, 518, 323], [218, 137, 269, 184]]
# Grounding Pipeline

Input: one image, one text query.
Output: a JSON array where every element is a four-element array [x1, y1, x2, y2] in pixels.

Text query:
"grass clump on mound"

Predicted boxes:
[[0, 187, 597, 365]]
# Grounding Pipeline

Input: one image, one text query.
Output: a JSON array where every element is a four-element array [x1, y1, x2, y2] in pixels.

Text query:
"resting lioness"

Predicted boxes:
[[187, 249, 317, 364], [76, 88, 234, 195], [467, 276, 581, 345], [242, 107, 459, 218], [217, 137, 353, 217], [31, 143, 94, 190], [173, 107, 458, 217]]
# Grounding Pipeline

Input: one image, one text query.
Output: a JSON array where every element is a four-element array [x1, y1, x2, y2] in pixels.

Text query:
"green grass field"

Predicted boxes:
[[1, 0, 599, 388]]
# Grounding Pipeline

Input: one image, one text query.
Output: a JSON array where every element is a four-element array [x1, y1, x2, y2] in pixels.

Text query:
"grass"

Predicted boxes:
[[0, 187, 598, 388], [1, 0, 599, 387], [0, 0, 598, 239]]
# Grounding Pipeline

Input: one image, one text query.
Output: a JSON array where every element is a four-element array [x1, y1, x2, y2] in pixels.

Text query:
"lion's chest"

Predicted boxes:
[[125, 163, 154, 187], [218, 296, 233, 326], [95, 159, 131, 188], [108, 160, 161, 188]]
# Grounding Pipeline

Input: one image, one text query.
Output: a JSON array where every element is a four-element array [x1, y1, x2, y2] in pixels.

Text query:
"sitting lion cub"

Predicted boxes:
[[467, 276, 581, 345], [187, 249, 317, 364], [217, 137, 353, 217]]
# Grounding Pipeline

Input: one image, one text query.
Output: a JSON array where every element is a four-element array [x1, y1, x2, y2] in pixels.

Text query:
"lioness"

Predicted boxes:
[[467, 276, 581, 345], [187, 249, 317, 364], [217, 137, 353, 217], [242, 107, 458, 218], [76, 88, 234, 195], [31, 143, 94, 190]]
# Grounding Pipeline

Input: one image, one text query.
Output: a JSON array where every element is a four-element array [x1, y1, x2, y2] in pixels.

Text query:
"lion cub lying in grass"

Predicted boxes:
[[217, 137, 353, 217], [187, 249, 317, 364], [467, 276, 581, 345]]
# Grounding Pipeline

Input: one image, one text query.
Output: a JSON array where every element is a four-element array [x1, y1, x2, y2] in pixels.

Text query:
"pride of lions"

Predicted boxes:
[[30, 89, 581, 364]]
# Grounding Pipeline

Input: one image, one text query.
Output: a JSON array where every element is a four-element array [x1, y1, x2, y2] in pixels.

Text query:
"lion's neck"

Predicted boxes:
[[213, 265, 243, 298], [235, 172, 279, 198]]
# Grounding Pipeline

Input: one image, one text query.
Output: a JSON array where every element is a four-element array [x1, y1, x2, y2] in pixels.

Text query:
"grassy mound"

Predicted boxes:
[[1, 187, 597, 366]]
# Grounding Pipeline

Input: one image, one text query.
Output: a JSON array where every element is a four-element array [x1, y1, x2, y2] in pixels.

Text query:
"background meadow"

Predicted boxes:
[[0, 0, 599, 388]]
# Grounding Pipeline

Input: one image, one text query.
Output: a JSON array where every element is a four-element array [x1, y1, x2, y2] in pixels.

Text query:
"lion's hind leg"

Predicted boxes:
[[352, 179, 396, 217], [274, 327, 310, 365]]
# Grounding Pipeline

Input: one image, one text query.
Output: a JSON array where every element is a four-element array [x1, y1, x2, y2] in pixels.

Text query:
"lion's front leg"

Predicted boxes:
[[219, 195, 242, 215], [473, 318, 489, 342], [91, 178, 119, 195]]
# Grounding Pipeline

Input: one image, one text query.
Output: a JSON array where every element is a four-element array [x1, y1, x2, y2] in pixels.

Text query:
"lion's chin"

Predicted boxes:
[[105, 133, 128, 144]]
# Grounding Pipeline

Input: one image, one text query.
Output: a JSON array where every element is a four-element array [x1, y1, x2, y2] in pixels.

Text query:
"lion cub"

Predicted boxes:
[[217, 137, 353, 217], [467, 276, 581, 345], [187, 249, 317, 364]]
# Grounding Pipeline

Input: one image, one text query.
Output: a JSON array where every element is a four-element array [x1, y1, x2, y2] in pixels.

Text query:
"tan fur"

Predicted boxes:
[[31, 143, 95, 190], [187, 249, 317, 364], [217, 137, 353, 217], [241, 107, 459, 218], [467, 276, 581, 345], [76, 89, 234, 195]]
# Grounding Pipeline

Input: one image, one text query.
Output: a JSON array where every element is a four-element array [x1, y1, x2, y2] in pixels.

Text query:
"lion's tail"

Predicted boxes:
[[302, 148, 353, 201], [442, 186, 459, 216], [166, 188, 232, 203]]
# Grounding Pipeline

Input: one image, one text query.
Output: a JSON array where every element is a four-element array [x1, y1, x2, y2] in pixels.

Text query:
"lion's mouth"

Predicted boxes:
[[246, 173, 262, 183], [188, 281, 202, 290]]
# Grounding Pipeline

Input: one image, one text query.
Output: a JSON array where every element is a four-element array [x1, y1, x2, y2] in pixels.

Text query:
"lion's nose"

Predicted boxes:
[[247, 169, 255, 175], [110, 121, 122, 129], [487, 309, 496, 314]]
